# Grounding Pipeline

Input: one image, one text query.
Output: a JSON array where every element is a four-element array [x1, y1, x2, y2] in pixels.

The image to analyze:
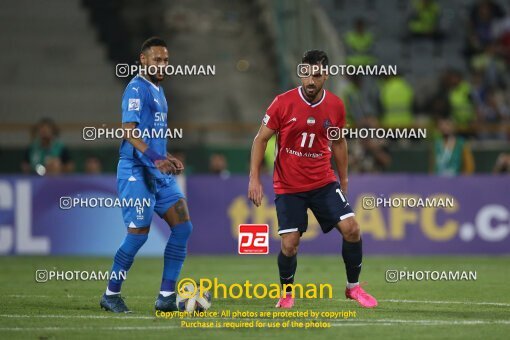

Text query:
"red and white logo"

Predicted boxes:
[[238, 224, 269, 254]]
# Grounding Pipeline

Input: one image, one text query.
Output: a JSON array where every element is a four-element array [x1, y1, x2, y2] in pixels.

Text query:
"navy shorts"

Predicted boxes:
[[275, 181, 354, 235]]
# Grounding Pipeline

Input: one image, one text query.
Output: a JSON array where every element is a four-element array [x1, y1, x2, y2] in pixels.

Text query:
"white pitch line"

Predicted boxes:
[[1, 320, 509, 331], [2, 314, 510, 326], [331, 319, 510, 325], [0, 326, 180, 331], [377, 299, 510, 307], [0, 314, 154, 320], [6, 295, 510, 307]]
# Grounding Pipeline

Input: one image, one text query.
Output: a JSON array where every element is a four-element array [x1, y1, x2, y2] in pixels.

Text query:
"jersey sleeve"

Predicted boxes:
[[263, 96, 281, 131], [336, 99, 346, 128], [121, 85, 145, 124]]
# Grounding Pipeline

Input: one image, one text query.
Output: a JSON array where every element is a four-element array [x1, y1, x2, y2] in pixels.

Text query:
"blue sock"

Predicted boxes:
[[161, 221, 193, 292], [107, 233, 148, 293]]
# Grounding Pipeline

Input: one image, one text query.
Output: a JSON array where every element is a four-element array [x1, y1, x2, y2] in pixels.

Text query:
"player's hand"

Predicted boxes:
[[248, 178, 264, 207], [155, 159, 178, 174], [166, 153, 184, 175]]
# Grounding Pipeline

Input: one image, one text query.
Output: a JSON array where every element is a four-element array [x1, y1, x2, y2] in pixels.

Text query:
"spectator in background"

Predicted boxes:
[[209, 153, 230, 179], [343, 18, 376, 66], [84, 156, 103, 174], [348, 119, 391, 173], [471, 43, 507, 90], [466, 0, 505, 58], [428, 71, 451, 120], [492, 14, 510, 65], [493, 153, 510, 173], [445, 69, 476, 132], [342, 75, 379, 127], [407, 0, 443, 55], [476, 89, 510, 140], [21, 118, 74, 175], [379, 75, 414, 128], [431, 116, 475, 176]]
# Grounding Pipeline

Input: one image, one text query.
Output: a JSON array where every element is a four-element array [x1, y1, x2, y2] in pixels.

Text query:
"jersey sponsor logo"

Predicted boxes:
[[286, 117, 297, 124], [238, 224, 269, 254], [262, 114, 270, 125], [307, 116, 316, 126], [128, 98, 140, 111], [154, 112, 167, 122]]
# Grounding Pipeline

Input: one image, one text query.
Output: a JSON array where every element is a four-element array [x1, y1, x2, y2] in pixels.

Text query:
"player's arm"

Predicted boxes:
[[248, 124, 275, 207], [122, 122, 177, 174], [331, 137, 349, 194]]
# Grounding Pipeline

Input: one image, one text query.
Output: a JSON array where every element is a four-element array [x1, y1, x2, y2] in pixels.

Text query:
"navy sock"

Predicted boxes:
[[161, 221, 193, 292], [107, 233, 148, 293], [342, 239, 363, 283], [278, 251, 297, 292]]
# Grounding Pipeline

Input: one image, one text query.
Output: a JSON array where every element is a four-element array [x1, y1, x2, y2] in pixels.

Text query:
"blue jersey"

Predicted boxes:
[[117, 75, 169, 180]]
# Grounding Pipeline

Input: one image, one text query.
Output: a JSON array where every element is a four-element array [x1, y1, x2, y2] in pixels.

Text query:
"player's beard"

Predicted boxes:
[[149, 73, 163, 84], [304, 85, 321, 101]]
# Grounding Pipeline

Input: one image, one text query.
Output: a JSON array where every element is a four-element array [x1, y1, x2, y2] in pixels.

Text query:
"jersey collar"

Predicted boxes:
[[137, 74, 160, 91], [298, 86, 326, 108]]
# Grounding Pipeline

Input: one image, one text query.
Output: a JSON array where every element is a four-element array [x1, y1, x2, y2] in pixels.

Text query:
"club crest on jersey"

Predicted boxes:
[[307, 116, 316, 126], [128, 98, 140, 111], [263, 114, 270, 125], [323, 119, 332, 129]]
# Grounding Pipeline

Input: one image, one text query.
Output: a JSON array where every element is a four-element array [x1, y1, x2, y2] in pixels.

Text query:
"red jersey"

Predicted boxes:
[[263, 86, 346, 194]]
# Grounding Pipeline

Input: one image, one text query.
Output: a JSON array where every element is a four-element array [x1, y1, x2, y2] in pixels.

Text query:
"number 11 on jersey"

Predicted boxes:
[[300, 132, 315, 148]]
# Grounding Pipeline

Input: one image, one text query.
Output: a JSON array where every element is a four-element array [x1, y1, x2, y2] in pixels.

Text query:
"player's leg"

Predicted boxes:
[[153, 177, 192, 311], [336, 216, 376, 308], [277, 231, 300, 309], [100, 179, 155, 313], [336, 216, 362, 287], [275, 192, 308, 309], [160, 199, 192, 295], [308, 182, 377, 308]]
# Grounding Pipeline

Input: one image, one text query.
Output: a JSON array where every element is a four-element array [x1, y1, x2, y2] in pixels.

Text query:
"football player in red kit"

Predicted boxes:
[[248, 50, 377, 309]]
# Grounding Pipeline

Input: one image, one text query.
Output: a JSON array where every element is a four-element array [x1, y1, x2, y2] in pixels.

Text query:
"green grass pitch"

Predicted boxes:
[[1, 255, 509, 339]]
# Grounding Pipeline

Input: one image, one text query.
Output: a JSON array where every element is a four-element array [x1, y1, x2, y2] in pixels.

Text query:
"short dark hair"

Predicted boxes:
[[141, 37, 167, 53], [302, 50, 329, 67], [33, 118, 59, 137]]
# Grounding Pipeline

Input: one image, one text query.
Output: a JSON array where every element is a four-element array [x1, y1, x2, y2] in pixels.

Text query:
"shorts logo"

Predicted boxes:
[[307, 116, 316, 126], [238, 224, 269, 254], [263, 114, 270, 126], [135, 206, 144, 220], [128, 98, 140, 111]]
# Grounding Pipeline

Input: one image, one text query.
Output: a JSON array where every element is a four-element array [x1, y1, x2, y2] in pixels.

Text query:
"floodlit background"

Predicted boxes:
[[0, 0, 508, 258], [1, 0, 510, 338]]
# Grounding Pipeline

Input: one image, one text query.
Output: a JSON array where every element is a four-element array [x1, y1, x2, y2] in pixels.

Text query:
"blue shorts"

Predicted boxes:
[[117, 175, 185, 228], [275, 181, 354, 235]]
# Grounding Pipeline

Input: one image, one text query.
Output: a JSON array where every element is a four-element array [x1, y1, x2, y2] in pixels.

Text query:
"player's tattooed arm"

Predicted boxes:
[[332, 137, 349, 194], [248, 124, 275, 207]]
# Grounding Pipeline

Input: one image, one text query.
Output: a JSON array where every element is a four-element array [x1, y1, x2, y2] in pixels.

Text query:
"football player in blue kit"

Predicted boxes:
[[100, 37, 192, 313]]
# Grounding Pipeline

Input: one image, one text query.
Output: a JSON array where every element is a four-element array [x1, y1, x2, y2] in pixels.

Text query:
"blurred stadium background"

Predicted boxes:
[[0, 0, 509, 255], [1, 0, 509, 175], [1, 0, 510, 338]]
